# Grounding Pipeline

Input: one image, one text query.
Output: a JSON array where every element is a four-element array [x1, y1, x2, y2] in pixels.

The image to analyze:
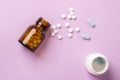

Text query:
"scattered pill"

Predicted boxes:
[[52, 25, 57, 30], [69, 28, 74, 33], [70, 12, 75, 15], [57, 23, 62, 29], [53, 30, 58, 34], [61, 14, 66, 19], [75, 27, 80, 32], [69, 7, 74, 12], [67, 15, 72, 20], [82, 34, 91, 40], [72, 15, 77, 20], [67, 33, 73, 38], [88, 19, 95, 28], [50, 32, 56, 37], [65, 22, 70, 28], [57, 35, 63, 40]]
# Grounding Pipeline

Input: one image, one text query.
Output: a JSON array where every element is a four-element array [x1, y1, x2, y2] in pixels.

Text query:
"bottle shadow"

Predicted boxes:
[[89, 67, 113, 80]]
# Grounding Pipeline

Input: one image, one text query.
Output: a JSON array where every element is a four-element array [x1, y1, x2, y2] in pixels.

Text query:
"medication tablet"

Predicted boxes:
[[67, 33, 73, 38], [69, 28, 74, 33], [72, 15, 77, 20], [85, 53, 109, 76], [65, 22, 70, 28], [69, 7, 74, 12], [75, 27, 80, 32], [88, 19, 95, 28], [50, 32, 56, 37], [53, 30, 58, 34], [57, 35, 63, 40], [70, 12, 75, 15], [52, 25, 57, 30], [61, 14, 66, 19], [67, 15, 72, 20], [82, 34, 91, 40], [57, 23, 62, 29]]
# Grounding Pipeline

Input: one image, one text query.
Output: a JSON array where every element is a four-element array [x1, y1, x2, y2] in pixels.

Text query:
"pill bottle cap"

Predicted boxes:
[[36, 17, 51, 32], [85, 53, 109, 76]]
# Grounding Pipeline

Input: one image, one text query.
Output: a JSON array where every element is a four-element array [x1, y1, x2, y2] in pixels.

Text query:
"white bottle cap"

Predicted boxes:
[[85, 53, 109, 76]]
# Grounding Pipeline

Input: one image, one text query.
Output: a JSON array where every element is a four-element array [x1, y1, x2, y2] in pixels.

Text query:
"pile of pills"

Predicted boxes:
[[25, 30, 42, 49], [50, 7, 95, 41]]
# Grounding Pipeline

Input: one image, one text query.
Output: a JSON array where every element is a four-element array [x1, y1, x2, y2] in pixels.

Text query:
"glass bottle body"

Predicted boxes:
[[18, 17, 50, 51]]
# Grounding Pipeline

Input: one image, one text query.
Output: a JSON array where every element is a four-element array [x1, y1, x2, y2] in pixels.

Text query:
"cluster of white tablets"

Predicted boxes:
[[50, 7, 95, 40]]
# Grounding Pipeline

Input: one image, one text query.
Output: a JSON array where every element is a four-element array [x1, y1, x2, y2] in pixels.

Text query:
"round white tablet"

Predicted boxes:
[[53, 30, 58, 34], [75, 27, 80, 32], [50, 32, 56, 37], [65, 22, 70, 28], [67, 15, 72, 20], [67, 33, 73, 38], [85, 53, 109, 76], [70, 12, 75, 15], [69, 28, 74, 33], [57, 23, 62, 29], [72, 15, 77, 20], [69, 7, 74, 12], [61, 14, 66, 19], [57, 35, 63, 40], [52, 25, 57, 30]]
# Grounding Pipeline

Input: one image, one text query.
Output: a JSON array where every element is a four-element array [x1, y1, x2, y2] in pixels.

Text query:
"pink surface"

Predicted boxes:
[[0, 0, 120, 80]]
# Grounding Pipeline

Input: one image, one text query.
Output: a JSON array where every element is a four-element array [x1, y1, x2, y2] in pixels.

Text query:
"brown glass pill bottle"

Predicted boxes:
[[18, 17, 50, 51]]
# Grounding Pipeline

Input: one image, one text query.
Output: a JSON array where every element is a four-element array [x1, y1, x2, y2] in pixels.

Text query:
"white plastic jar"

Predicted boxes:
[[85, 53, 109, 76]]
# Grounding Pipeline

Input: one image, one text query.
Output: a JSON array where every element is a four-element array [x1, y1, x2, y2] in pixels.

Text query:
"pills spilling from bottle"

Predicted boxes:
[[50, 7, 96, 41]]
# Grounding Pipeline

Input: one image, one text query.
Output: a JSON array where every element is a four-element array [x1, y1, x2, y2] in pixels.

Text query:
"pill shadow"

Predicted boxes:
[[34, 29, 52, 56]]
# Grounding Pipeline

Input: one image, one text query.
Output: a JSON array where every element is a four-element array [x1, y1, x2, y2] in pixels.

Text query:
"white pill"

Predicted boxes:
[[82, 34, 91, 40], [70, 12, 75, 15], [72, 15, 77, 20], [53, 30, 58, 34], [67, 33, 73, 38], [65, 22, 70, 28], [52, 25, 57, 30], [75, 27, 80, 32], [57, 23, 62, 29], [57, 35, 63, 40], [61, 14, 66, 19], [67, 15, 72, 20], [69, 28, 74, 33], [69, 7, 74, 12], [50, 32, 56, 37], [88, 19, 95, 28]]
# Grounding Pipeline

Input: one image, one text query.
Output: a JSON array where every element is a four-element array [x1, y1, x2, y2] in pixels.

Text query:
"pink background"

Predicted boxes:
[[0, 0, 120, 80]]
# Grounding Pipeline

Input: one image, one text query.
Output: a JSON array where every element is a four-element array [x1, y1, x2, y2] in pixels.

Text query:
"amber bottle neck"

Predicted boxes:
[[35, 17, 50, 32]]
